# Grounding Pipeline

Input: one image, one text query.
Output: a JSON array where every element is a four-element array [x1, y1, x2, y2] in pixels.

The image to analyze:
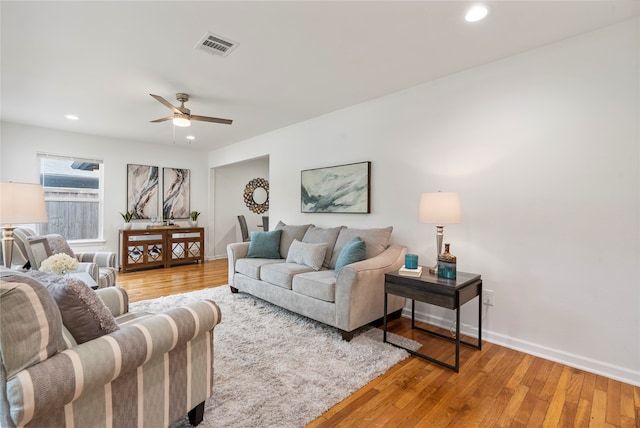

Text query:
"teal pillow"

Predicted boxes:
[[247, 229, 282, 259], [334, 237, 366, 275]]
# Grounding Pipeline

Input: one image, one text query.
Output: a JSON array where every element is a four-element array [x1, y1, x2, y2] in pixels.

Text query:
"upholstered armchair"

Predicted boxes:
[[0, 270, 221, 427], [6, 227, 117, 288]]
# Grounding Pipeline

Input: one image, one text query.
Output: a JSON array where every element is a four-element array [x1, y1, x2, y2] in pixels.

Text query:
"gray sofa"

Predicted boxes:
[[227, 222, 406, 340]]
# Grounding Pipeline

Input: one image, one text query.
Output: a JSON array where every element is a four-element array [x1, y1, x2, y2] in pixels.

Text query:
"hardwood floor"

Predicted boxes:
[[116, 260, 640, 427]]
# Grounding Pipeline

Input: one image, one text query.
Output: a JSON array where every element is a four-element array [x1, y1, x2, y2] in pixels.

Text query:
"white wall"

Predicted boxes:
[[212, 157, 269, 258], [209, 19, 640, 385], [0, 122, 212, 257]]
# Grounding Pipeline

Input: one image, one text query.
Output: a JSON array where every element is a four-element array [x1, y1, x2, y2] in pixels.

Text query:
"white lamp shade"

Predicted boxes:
[[418, 192, 462, 224], [0, 182, 49, 224]]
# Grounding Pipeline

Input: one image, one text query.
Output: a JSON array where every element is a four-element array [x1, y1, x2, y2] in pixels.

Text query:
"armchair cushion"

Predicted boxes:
[[39, 234, 75, 258], [0, 273, 68, 378], [24, 270, 119, 344]]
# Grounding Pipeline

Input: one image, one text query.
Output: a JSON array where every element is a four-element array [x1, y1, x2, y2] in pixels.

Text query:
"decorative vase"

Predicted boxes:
[[437, 243, 457, 279], [405, 254, 418, 269], [123, 223, 132, 230], [189, 219, 198, 228]]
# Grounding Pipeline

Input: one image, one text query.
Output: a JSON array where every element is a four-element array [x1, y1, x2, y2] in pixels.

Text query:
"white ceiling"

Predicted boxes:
[[2, 1, 638, 151]]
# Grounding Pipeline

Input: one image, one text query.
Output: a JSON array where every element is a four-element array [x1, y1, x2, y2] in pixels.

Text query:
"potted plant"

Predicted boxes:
[[189, 211, 201, 227], [120, 210, 134, 230]]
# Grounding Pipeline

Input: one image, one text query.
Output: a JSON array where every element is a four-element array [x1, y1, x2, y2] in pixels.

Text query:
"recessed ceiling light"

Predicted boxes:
[[65, 114, 79, 120], [465, 5, 488, 22], [186, 135, 195, 140]]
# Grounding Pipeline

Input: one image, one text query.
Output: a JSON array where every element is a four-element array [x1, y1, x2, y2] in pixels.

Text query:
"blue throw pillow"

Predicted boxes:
[[247, 229, 282, 259], [334, 237, 366, 275]]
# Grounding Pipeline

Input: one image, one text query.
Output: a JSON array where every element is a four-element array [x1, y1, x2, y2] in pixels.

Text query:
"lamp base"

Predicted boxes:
[[2, 225, 15, 268], [429, 224, 445, 275]]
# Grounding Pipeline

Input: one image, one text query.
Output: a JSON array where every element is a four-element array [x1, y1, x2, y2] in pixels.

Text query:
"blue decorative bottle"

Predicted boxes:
[[437, 243, 457, 279]]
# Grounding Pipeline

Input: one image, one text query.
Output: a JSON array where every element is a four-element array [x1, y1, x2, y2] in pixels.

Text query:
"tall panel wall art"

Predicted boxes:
[[127, 164, 159, 219], [163, 167, 190, 219]]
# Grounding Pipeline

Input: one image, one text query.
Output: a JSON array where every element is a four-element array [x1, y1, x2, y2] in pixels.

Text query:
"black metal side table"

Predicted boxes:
[[383, 269, 482, 372]]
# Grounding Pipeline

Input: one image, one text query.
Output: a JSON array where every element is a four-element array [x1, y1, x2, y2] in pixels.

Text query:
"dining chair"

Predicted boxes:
[[237, 215, 251, 242]]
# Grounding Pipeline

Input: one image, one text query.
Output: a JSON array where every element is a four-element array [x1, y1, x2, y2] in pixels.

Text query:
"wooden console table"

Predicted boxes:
[[119, 227, 205, 272]]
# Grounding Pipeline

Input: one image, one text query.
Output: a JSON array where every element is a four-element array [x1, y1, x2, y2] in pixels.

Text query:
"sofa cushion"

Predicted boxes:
[[0, 273, 68, 378], [274, 221, 313, 258], [236, 257, 284, 280], [286, 239, 327, 271], [292, 270, 337, 302], [24, 270, 120, 344], [334, 237, 367, 274], [302, 226, 343, 269], [330, 226, 393, 268], [247, 229, 282, 259], [261, 263, 315, 289]]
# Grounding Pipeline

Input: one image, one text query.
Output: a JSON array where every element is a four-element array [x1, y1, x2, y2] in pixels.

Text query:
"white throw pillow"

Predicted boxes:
[[286, 239, 327, 271]]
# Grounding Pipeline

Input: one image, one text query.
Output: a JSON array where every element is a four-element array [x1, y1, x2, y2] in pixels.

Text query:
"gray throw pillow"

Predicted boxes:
[[24, 270, 119, 344], [247, 229, 283, 259], [286, 239, 327, 271]]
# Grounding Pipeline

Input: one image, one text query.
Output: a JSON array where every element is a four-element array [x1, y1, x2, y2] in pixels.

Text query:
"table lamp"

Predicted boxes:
[[418, 191, 461, 274], [0, 182, 49, 268]]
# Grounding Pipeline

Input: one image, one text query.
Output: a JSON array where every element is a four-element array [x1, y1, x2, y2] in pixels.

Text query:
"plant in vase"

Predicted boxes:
[[40, 253, 79, 275], [189, 211, 201, 227], [120, 210, 134, 230]]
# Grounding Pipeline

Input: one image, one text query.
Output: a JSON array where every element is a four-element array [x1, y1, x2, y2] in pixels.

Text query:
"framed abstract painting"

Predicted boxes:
[[163, 167, 190, 219], [127, 164, 159, 219], [301, 161, 371, 213]]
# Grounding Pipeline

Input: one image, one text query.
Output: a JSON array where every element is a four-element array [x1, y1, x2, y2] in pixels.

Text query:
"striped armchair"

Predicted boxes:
[[7, 227, 117, 288], [0, 271, 222, 427]]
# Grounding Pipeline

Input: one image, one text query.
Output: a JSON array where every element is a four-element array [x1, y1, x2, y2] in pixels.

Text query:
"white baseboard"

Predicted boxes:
[[404, 308, 640, 387]]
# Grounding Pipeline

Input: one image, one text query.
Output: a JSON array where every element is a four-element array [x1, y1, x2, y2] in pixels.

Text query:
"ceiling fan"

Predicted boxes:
[[149, 93, 233, 127]]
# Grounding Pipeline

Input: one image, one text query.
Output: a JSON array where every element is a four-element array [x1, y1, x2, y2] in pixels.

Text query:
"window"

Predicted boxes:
[[38, 154, 104, 241]]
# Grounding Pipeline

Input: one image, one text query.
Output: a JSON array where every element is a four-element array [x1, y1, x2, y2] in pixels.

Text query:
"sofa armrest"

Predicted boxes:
[[75, 252, 117, 268], [334, 244, 407, 331], [95, 286, 129, 317], [227, 242, 250, 286], [5, 300, 221, 427]]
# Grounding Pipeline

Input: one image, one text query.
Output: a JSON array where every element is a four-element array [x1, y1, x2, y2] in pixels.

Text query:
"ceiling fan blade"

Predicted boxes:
[[150, 116, 173, 123], [191, 114, 233, 125], [150, 94, 182, 114]]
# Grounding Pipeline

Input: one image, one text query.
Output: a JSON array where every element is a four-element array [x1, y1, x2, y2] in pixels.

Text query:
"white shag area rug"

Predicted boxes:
[[129, 285, 419, 428]]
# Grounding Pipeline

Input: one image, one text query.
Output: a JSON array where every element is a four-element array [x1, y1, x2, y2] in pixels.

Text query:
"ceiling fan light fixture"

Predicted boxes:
[[173, 114, 191, 127], [465, 5, 489, 22]]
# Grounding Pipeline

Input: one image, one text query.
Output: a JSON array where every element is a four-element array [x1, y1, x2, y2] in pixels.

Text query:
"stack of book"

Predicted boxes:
[[398, 265, 423, 277]]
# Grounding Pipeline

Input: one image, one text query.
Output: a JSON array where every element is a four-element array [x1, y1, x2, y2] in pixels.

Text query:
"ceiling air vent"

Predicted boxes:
[[195, 32, 238, 57]]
